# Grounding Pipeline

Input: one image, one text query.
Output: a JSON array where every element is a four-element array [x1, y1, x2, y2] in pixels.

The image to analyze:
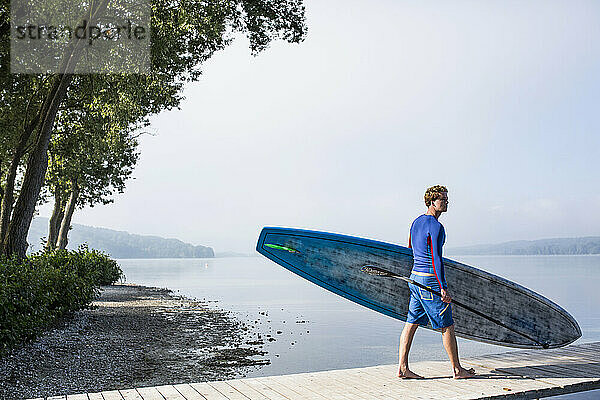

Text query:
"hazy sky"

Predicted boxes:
[[38, 0, 600, 253]]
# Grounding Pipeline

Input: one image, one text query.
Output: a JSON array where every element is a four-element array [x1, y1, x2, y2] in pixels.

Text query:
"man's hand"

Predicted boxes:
[[440, 288, 452, 303]]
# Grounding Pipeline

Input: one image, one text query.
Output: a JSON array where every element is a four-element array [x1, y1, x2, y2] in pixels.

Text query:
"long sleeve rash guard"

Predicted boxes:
[[408, 214, 447, 289]]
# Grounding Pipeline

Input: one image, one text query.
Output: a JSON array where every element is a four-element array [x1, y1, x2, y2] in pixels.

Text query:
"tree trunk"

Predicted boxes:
[[2, 1, 108, 258], [0, 19, 10, 40], [0, 119, 38, 245], [2, 73, 73, 258], [56, 181, 78, 250], [46, 192, 65, 251], [0, 169, 4, 203]]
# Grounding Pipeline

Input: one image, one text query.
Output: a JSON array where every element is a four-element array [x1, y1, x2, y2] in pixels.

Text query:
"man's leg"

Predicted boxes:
[[398, 322, 423, 379], [441, 324, 475, 379]]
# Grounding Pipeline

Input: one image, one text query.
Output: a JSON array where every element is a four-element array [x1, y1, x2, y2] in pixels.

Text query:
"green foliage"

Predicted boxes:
[[0, 245, 123, 355], [1, 0, 307, 258], [32, 245, 124, 286]]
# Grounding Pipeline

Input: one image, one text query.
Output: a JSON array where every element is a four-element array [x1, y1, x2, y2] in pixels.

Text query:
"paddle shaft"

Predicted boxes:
[[378, 269, 548, 348]]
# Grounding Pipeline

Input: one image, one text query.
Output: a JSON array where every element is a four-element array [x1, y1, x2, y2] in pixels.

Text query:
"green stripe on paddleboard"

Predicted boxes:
[[265, 244, 299, 253]]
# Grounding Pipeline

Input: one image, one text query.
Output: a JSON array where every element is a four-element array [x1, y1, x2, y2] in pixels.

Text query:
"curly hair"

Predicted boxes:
[[424, 185, 448, 206]]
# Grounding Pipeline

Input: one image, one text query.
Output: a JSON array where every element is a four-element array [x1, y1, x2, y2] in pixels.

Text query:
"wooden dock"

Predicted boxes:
[[32, 341, 600, 400]]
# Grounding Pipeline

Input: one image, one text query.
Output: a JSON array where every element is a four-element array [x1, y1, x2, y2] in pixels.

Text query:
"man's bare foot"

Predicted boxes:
[[398, 367, 424, 379], [453, 367, 476, 379]]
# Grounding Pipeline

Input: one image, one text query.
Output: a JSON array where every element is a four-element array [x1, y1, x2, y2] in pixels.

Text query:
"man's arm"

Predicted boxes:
[[428, 224, 447, 290], [430, 223, 451, 302], [437, 226, 447, 289]]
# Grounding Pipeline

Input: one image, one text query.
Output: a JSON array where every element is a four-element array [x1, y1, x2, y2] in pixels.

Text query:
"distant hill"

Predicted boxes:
[[447, 237, 600, 256], [27, 217, 214, 259]]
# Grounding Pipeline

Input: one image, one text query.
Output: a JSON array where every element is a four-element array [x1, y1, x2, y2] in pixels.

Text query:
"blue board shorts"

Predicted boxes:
[[406, 272, 454, 330]]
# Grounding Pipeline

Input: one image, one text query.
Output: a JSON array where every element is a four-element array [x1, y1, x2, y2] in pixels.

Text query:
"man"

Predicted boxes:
[[398, 185, 475, 379]]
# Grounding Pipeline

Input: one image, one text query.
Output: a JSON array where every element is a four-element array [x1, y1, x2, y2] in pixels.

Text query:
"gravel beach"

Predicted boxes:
[[0, 283, 269, 400]]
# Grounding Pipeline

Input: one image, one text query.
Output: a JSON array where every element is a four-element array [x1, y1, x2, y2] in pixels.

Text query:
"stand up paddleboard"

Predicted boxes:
[[256, 227, 581, 349]]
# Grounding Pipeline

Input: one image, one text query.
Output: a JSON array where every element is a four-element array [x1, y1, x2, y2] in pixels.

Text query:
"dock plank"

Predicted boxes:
[[189, 383, 230, 400], [360, 363, 473, 399], [284, 372, 351, 400], [205, 381, 248, 400], [66, 394, 89, 400], [237, 379, 290, 400], [354, 370, 437, 399], [102, 390, 124, 400], [119, 389, 143, 400], [314, 370, 381, 400], [391, 362, 489, 397], [308, 370, 378, 400], [326, 368, 408, 399], [155, 385, 187, 400], [172, 384, 208, 400], [253, 377, 306, 400], [222, 380, 270, 400], [136, 386, 166, 400], [274, 373, 330, 399], [350, 368, 445, 399], [28, 341, 600, 400]]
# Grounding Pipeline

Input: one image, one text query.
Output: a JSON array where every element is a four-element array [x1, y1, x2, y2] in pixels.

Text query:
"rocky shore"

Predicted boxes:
[[0, 284, 269, 400]]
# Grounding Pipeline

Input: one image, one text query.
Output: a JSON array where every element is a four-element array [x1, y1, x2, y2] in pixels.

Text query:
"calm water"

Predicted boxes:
[[117, 255, 600, 396]]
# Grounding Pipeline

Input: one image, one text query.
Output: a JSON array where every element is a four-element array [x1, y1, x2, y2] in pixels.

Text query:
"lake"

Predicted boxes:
[[117, 255, 600, 398]]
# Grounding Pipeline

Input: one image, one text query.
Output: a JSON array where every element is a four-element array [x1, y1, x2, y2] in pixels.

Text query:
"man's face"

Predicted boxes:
[[432, 192, 449, 212]]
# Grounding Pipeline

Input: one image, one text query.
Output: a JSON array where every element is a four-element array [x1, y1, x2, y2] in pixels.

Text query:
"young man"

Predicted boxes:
[[398, 185, 475, 379]]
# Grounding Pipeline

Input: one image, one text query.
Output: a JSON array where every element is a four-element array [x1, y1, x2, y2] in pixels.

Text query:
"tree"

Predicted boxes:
[[0, 75, 49, 244], [47, 128, 139, 250], [1, 0, 307, 258], [43, 74, 166, 250]]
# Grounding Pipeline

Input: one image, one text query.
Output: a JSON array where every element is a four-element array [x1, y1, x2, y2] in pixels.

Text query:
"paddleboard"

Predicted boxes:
[[256, 227, 581, 349]]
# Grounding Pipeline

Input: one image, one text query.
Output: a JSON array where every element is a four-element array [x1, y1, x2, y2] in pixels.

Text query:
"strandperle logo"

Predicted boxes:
[[10, 0, 150, 74], [13, 20, 147, 44]]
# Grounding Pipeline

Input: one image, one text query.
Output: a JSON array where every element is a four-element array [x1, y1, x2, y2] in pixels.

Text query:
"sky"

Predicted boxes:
[[38, 0, 600, 253]]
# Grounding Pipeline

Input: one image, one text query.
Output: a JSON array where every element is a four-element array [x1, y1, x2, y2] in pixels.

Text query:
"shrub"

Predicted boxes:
[[0, 246, 124, 356], [31, 245, 124, 287]]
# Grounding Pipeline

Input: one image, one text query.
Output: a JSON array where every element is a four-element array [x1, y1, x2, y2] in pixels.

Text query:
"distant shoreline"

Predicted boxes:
[[112, 254, 259, 260], [28, 217, 215, 258], [29, 217, 599, 258], [447, 236, 600, 256]]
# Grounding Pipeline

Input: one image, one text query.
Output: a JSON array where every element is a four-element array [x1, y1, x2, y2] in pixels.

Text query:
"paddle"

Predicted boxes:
[[360, 265, 550, 349]]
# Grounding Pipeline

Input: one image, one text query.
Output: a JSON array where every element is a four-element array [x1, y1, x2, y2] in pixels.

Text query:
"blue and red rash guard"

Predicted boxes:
[[408, 214, 447, 289]]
